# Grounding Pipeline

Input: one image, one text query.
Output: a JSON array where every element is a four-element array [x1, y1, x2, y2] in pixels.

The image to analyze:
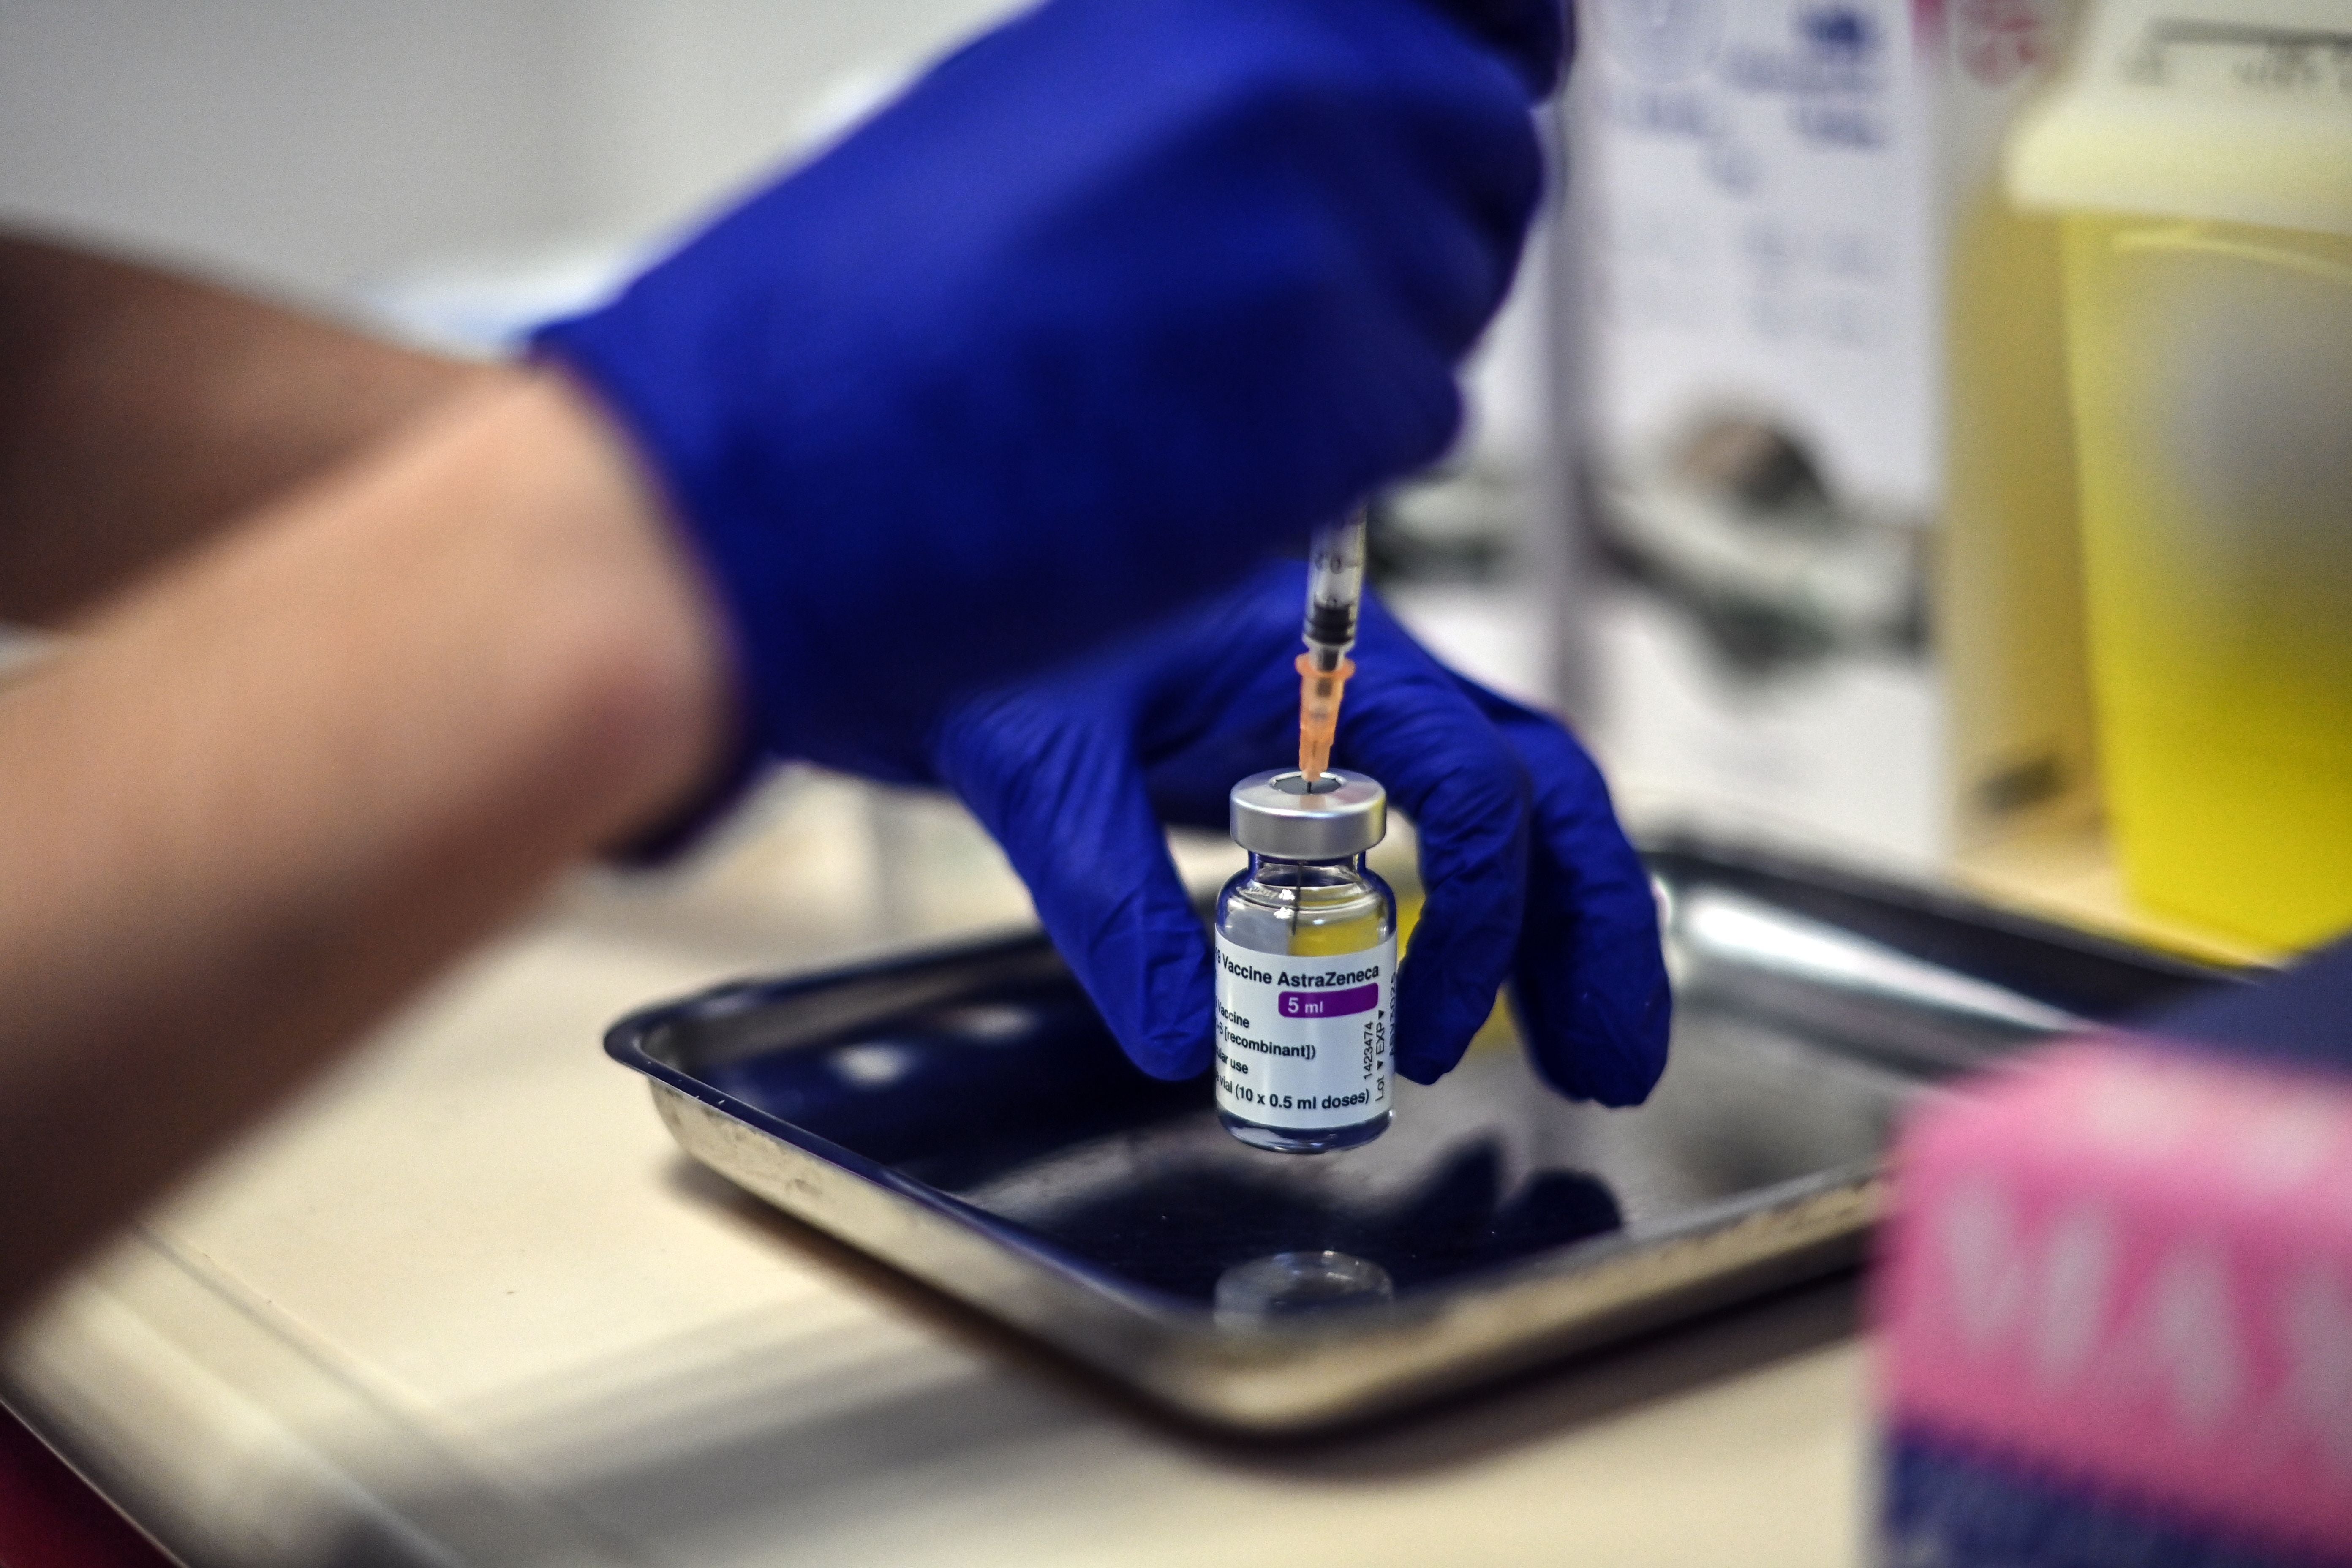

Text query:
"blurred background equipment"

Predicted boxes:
[[2009, 0, 2352, 952], [1563, 0, 2097, 877]]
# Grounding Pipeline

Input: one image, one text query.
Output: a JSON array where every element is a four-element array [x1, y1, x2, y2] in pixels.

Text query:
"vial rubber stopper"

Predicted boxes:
[[1229, 768, 1386, 860]]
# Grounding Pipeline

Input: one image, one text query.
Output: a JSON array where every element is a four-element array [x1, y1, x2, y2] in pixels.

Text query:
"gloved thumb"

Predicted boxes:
[[934, 692, 1214, 1081]]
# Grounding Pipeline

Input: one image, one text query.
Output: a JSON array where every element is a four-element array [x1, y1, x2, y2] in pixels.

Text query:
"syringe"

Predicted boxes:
[[1296, 509, 1367, 783]]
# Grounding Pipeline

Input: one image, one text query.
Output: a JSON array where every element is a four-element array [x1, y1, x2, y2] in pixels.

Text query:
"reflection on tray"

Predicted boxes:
[[990, 1143, 1623, 1304], [702, 981, 1199, 1185]]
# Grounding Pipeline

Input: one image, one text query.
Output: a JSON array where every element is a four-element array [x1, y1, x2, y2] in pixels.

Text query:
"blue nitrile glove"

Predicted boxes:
[[931, 564, 1672, 1104], [536, 0, 1564, 783]]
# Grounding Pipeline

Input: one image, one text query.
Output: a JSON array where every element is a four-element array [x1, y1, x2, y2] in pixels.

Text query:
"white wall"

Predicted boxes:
[[562, 0, 1013, 247], [0, 0, 1019, 307]]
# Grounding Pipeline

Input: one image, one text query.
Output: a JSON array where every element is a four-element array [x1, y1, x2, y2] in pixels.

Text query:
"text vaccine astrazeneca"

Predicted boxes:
[[1214, 768, 1396, 1154]]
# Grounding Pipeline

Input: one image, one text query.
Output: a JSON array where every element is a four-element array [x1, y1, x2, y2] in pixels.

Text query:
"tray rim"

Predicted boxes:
[[604, 836, 2242, 1431]]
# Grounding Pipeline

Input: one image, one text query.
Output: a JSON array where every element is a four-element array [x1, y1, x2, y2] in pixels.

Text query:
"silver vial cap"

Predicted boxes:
[[1229, 768, 1387, 860]]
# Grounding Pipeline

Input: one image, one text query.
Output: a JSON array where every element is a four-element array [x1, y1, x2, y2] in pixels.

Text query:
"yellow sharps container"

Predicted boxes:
[[2008, 0, 2352, 950]]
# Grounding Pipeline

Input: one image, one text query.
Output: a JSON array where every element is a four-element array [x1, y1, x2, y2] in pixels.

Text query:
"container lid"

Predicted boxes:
[[2006, 0, 2352, 237], [1229, 769, 1387, 860]]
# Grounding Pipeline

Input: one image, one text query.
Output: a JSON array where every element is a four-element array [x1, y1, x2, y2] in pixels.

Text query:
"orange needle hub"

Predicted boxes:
[[1296, 653, 1355, 782]]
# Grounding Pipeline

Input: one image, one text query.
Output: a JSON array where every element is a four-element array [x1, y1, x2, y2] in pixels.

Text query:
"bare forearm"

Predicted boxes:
[[0, 234, 498, 623], [0, 372, 730, 1320]]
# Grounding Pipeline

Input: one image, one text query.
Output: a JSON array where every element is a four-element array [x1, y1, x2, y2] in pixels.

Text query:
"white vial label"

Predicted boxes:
[[1212, 933, 1396, 1130]]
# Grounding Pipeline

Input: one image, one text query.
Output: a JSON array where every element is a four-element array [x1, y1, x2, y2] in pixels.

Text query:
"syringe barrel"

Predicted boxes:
[[1302, 510, 1367, 668]]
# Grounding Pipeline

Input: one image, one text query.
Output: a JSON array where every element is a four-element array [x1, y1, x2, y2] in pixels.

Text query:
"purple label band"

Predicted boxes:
[[1278, 982, 1379, 1019]]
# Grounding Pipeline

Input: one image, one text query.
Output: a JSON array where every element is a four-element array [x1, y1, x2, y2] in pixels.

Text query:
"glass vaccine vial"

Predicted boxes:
[[1214, 769, 1397, 1154]]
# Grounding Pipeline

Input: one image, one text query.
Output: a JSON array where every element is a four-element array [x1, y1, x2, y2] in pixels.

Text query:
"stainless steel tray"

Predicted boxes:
[[606, 839, 2230, 1433]]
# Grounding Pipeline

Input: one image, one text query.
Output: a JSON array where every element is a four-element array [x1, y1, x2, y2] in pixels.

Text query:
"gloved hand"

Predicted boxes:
[[931, 564, 1672, 1105], [536, 0, 1560, 781]]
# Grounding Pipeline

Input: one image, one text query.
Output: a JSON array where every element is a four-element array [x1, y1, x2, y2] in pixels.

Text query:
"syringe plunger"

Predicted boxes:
[[1301, 513, 1366, 667]]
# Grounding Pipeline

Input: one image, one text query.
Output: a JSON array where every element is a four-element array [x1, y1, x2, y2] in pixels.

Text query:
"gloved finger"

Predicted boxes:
[[1315, 142, 1534, 358], [1132, 564, 1337, 826], [1465, 681, 1671, 1105], [933, 690, 1214, 1081], [1222, 199, 1474, 485], [1419, 0, 1569, 96], [1331, 644, 1532, 1084], [996, 167, 1466, 609], [1301, 0, 1546, 316], [1364, 0, 1548, 247]]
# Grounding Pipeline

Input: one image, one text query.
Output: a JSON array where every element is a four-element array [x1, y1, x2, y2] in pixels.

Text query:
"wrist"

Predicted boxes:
[[497, 370, 742, 851]]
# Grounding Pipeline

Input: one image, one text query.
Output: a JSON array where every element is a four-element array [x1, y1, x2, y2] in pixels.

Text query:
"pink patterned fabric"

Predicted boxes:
[[1878, 1039, 2352, 1557]]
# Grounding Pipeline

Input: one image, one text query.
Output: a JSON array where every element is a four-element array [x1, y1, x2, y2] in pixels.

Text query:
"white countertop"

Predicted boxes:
[[5, 772, 1868, 1566]]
